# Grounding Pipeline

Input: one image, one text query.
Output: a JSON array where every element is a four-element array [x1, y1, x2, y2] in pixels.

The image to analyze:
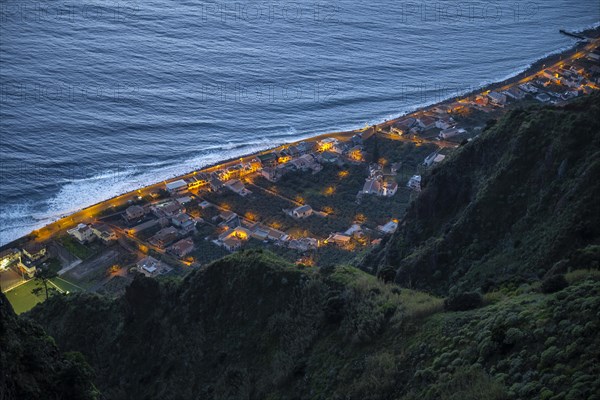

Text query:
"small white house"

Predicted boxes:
[[423, 153, 446, 167], [165, 179, 188, 193], [407, 175, 422, 191], [68, 223, 95, 244], [292, 205, 313, 219], [439, 128, 466, 140], [377, 220, 398, 234]]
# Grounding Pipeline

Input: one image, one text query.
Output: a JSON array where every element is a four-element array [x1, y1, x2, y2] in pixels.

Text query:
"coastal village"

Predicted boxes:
[[2, 38, 599, 313]]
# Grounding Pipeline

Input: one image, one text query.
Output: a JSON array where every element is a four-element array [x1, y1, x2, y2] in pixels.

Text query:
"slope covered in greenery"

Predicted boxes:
[[363, 94, 600, 294], [25, 250, 600, 400], [0, 292, 98, 400]]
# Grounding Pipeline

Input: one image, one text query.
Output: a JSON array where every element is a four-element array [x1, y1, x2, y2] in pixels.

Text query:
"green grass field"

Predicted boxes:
[[3, 276, 84, 314]]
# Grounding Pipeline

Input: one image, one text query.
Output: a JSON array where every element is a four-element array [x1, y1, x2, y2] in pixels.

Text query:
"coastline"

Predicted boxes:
[[2, 28, 599, 251]]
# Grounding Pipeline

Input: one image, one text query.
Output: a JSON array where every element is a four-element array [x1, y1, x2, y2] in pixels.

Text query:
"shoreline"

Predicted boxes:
[[2, 28, 599, 251]]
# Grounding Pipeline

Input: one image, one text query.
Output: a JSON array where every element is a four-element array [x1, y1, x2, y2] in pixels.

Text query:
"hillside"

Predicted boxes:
[[0, 292, 98, 400], [26, 251, 600, 400], [363, 93, 600, 294]]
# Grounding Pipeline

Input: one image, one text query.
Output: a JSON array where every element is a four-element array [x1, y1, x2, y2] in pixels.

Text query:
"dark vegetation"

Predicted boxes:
[[2, 94, 599, 399], [0, 293, 98, 400], [24, 251, 600, 400], [364, 94, 600, 295]]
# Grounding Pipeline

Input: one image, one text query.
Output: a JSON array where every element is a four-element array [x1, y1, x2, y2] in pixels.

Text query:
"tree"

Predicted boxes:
[[31, 267, 58, 300]]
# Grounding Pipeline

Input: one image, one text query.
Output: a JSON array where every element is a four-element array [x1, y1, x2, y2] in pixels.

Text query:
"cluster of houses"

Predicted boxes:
[[478, 61, 597, 110], [387, 106, 468, 141], [211, 209, 290, 252], [121, 197, 202, 260], [0, 241, 48, 278], [359, 163, 398, 198], [164, 159, 262, 196], [258, 135, 364, 182]]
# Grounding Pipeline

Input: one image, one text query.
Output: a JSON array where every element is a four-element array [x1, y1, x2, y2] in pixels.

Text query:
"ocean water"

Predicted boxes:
[[0, 0, 598, 245]]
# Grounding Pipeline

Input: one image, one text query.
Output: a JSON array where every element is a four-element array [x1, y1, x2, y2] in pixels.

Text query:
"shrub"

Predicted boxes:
[[540, 275, 568, 294], [444, 292, 483, 311]]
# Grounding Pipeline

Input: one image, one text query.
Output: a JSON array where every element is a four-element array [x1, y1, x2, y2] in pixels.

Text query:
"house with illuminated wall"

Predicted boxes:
[[186, 173, 210, 190], [22, 242, 47, 262], [0, 249, 21, 270], [317, 138, 338, 152], [217, 226, 250, 251]]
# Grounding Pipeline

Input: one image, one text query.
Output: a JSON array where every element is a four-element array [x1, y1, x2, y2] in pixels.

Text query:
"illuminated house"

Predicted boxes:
[[18, 262, 37, 278], [185, 173, 209, 190], [277, 150, 292, 164], [381, 180, 398, 197], [0, 249, 21, 270], [377, 220, 398, 234], [474, 95, 489, 106], [288, 237, 318, 251], [325, 233, 351, 246], [22, 242, 47, 262], [218, 226, 250, 251], [347, 146, 364, 162], [317, 138, 338, 152]]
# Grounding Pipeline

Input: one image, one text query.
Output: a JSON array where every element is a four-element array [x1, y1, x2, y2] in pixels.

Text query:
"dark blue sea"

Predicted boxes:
[[0, 0, 598, 244]]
